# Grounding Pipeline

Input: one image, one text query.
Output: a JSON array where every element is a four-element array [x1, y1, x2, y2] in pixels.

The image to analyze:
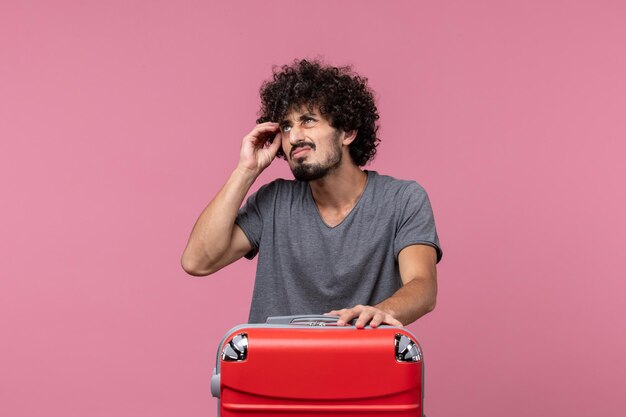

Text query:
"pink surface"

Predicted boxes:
[[1, 1, 625, 416]]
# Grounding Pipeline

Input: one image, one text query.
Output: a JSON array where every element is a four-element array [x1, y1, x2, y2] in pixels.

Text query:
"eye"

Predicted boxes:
[[303, 117, 316, 125], [281, 125, 292, 132]]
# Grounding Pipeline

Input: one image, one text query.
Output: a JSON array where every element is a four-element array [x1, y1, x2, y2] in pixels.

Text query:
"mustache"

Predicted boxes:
[[290, 142, 316, 158]]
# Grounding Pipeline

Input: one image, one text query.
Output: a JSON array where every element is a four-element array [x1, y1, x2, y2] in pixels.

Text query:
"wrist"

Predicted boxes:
[[233, 164, 261, 183]]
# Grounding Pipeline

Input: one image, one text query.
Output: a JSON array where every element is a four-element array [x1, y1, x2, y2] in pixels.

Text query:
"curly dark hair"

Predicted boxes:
[[256, 59, 380, 166]]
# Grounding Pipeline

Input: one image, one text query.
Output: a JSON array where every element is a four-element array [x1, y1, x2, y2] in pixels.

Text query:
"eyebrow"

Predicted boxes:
[[280, 112, 318, 125], [301, 112, 318, 120]]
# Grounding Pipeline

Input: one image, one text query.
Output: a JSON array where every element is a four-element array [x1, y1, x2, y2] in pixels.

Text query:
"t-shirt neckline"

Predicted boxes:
[[306, 170, 374, 229]]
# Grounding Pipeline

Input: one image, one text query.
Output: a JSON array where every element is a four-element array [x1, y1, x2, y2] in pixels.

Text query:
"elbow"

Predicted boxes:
[[414, 292, 436, 320], [408, 297, 435, 325], [424, 276, 437, 313], [425, 297, 437, 313], [424, 286, 437, 313], [180, 253, 216, 277]]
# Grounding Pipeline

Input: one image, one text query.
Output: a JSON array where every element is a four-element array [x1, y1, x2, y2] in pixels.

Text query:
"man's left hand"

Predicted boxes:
[[326, 305, 403, 329]]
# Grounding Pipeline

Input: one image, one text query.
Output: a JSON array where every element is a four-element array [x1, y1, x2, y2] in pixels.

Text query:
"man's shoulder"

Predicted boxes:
[[253, 177, 307, 199], [367, 171, 428, 198]]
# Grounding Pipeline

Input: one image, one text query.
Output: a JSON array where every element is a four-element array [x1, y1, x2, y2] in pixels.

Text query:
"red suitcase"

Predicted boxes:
[[211, 315, 425, 417]]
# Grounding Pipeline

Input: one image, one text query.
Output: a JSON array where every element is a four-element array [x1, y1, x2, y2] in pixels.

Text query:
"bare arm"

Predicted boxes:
[[374, 245, 438, 324], [180, 123, 282, 276], [328, 244, 438, 327]]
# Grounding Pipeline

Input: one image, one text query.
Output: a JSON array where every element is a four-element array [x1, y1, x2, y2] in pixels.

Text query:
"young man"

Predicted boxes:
[[181, 60, 442, 327]]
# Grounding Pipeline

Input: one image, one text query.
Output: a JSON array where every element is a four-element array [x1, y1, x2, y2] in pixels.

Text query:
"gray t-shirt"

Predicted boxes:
[[236, 170, 442, 323]]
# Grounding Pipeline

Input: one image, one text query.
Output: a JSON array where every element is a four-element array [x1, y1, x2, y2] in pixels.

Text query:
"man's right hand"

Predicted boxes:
[[238, 122, 282, 176], [181, 123, 281, 276]]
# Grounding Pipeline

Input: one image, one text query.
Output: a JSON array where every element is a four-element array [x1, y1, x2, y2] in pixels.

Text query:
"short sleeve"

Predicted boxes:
[[393, 183, 443, 263], [235, 182, 276, 260]]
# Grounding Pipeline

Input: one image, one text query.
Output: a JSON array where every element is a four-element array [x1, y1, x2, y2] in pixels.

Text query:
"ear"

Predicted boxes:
[[342, 130, 358, 145]]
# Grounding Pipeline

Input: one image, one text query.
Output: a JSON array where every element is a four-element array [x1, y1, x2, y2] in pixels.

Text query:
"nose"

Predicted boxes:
[[287, 124, 305, 145]]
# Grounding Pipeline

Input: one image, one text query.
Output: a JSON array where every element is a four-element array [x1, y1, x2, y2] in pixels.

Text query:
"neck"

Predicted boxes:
[[308, 161, 368, 209]]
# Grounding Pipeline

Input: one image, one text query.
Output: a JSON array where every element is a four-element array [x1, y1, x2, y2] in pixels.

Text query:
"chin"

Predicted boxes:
[[291, 163, 328, 182]]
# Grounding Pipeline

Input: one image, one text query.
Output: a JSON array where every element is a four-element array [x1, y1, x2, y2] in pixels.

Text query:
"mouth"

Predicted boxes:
[[290, 142, 316, 160], [291, 146, 312, 159]]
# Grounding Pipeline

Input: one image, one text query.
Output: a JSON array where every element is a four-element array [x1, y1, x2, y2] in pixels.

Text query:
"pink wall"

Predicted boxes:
[[2, 1, 625, 416]]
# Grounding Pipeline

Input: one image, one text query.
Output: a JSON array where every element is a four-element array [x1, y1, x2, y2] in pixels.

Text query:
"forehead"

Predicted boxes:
[[281, 105, 324, 121]]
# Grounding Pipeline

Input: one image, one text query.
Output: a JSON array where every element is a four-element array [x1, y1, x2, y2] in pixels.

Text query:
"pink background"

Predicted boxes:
[[2, 1, 625, 416]]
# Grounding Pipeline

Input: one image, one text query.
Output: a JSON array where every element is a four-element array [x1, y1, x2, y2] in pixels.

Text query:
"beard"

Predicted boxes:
[[290, 134, 343, 182]]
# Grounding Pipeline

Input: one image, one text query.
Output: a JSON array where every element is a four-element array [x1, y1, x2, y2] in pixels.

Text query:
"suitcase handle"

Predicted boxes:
[[265, 315, 356, 325]]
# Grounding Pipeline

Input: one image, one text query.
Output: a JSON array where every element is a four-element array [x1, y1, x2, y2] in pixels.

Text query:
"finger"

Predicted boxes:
[[387, 317, 404, 327], [336, 309, 357, 326], [249, 123, 280, 137], [335, 305, 366, 326], [244, 124, 280, 147], [384, 316, 403, 327], [355, 309, 375, 329], [326, 309, 346, 324], [254, 121, 280, 129], [369, 312, 385, 328]]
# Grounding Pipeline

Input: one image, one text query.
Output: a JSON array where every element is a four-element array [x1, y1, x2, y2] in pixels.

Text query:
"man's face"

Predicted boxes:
[[279, 107, 344, 182]]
